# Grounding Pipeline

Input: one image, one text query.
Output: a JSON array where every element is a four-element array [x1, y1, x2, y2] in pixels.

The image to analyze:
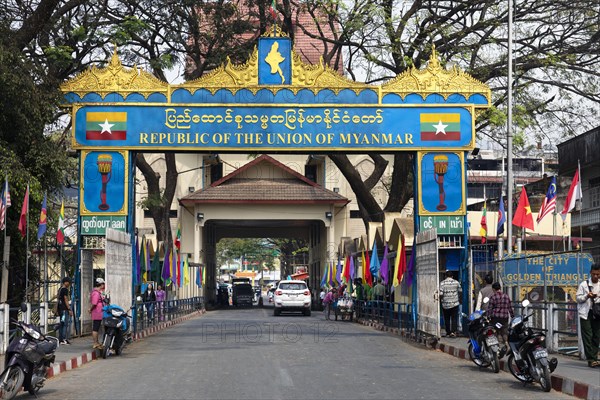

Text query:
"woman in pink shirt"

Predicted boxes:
[[89, 278, 106, 349]]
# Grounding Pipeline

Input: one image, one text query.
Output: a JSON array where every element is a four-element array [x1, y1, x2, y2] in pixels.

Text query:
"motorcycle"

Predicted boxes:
[[506, 300, 558, 392], [101, 303, 133, 359], [0, 306, 58, 399], [464, 298, 502, 373]]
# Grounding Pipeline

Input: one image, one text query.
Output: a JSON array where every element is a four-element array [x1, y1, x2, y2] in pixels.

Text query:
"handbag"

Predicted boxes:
[[588, 282, 600, 320]]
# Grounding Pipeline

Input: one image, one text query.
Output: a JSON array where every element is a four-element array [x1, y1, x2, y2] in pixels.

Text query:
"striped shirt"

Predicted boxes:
[[440, 277, 462, 309]]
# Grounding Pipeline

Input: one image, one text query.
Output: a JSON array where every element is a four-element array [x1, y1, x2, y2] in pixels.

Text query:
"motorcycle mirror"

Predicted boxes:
[[521, 299, 530, 307], [483, 297, 490, 304], [20, 303, 27, 312]]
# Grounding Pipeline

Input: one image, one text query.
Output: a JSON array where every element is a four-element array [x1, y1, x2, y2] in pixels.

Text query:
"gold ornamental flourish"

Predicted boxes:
[[60, 47, 168, 99], [381, 45, 491, 103], [60, 29, 490, 104]]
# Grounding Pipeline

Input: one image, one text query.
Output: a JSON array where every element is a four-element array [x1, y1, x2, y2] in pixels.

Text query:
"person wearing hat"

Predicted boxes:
[[89, 277, 106, 349], [57, 277, 73, 345]]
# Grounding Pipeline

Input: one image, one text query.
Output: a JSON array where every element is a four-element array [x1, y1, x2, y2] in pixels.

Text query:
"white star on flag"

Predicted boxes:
[[99, 119, 114, 134], [433, 120, 448, 135]]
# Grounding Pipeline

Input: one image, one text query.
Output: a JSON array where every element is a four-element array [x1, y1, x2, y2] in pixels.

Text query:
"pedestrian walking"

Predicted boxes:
[[476, 274, 495, 311], [576, 263, 600, 368], [143, 284, 157, 321], [156, 284, 166, 321], [439, 270, 462, 337], [57, 277, 73, 345], [487, 282, 513, 347], [319, 288, 326, 310], [89, 277, 106, 349]]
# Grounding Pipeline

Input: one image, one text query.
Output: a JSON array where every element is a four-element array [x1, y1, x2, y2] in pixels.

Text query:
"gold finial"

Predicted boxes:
[[428, 44, 440, 70]]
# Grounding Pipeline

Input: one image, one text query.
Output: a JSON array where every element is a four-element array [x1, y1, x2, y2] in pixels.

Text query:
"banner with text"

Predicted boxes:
[[73, 105, 475, 151], [499, 253, 594, 287]]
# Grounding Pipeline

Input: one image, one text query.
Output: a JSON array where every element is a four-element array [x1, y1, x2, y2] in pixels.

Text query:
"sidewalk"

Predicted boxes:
[[359, 320, 600, 400], [0, 309, 205, 379]]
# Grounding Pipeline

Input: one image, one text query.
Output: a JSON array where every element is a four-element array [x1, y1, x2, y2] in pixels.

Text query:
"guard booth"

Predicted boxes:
[[60, 25, 490, 332]]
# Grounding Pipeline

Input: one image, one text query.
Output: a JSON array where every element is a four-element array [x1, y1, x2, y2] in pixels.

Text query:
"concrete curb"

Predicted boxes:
[[46, 309, 206, 379], [357, 319, 599, 400]]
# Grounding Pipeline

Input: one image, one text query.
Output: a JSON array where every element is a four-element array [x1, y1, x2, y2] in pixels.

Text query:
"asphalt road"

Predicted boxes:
[[38, 307, 571, 400]]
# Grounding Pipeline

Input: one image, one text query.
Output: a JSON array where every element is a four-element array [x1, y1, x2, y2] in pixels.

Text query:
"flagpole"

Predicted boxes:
[[506, 0, 515, 255], [25, 184, 29, 302], [577, 160, 582, 252]]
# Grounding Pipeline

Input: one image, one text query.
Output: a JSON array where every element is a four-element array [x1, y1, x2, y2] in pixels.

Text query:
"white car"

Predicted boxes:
[[273, 280, 311, 316]]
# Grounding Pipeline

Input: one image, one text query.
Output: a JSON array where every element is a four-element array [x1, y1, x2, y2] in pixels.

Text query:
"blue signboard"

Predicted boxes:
[[499, 253, 594, 287], [417, 152, 465, 215], [80, 150, 128, 215], [73, 105, 475, 150]]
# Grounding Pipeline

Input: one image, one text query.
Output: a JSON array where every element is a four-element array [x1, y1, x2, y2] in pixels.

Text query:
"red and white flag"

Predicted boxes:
[[560, 168, 582, 220], [18, 185, 29, 237]]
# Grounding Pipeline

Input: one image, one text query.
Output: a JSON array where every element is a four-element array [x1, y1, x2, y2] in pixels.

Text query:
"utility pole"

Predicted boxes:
[[506, 0, 514, 254]]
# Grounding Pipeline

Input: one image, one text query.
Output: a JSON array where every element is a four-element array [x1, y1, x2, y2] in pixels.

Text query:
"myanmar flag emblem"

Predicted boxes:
[[86, 112, 127, 140], [420, 113, 460, 141]]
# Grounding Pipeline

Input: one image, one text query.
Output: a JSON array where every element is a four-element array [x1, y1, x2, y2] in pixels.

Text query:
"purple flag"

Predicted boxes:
[[349, 256, 355, 280], [380, 244, 389, 285], [405, 244, 416, 286], [162, 244, 171, 283], [335, 259, 342, 284]]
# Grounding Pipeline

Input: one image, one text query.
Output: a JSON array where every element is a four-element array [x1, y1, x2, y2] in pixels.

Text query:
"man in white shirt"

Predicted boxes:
[[576, 263, 600, 368]]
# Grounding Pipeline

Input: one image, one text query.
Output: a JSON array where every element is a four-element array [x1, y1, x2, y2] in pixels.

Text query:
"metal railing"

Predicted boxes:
[[132, 297, 204, 333], [354, 300, 414, 334], [0, 297, 204, 354]]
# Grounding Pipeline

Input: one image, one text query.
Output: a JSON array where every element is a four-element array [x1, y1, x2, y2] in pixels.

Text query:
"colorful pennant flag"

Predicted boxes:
[[369, 242, 380, 278], [0, 179, 11, 231], [405, 241, 415, 287], [134, 236, 141, 285], [343, 256, 351, 284], [560, 167, 582, 220], [479, 200, 487, 243], [18, 185, 29, 238], [537, 176, 557, 224], [37, 194, 47, 240], [364, 250, 372, 287], [320, 262, 328, 288], [349, 256, 355, 280], [420, 113, 461, 141], [56, 201, 65, 245], [512, 186, 535, 231], [269, 0, 277, 19], [162, 244, 171, 283], [183, 254, 190, 285], [174, 223, 181, 250], [497, 196, 506, 236], [396, 234, 407, 285], [380, 245, 389, 285]]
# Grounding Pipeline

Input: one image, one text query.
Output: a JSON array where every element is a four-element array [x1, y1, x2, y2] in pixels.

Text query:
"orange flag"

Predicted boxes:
[[512, 186, 534, 231]]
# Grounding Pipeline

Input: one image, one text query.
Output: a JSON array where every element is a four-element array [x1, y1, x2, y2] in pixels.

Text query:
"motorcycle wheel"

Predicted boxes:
[[537, 360, 552, 392], [507, 354, 533, 383], [468, 342, 490, 367], [0, 366, 25, 400], [491, 351, 500, 373], [102, 334, 113, 359]]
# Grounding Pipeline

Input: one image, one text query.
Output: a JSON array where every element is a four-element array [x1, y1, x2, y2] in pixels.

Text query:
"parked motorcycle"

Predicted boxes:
[[506, 300, 558, 392], [0, 307, 58, 399], [101, 303, 132, 359], [464, 298, 502, 373]]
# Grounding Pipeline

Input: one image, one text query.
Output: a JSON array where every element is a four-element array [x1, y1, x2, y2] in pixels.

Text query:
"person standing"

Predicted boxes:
[[476, 274, 495, 311], [155, 284, 166, 321], [439, 270, 462, 337], [319, 288, 326, 310], [89, 278, 106, 349], [57, 277, 73, 345], [576, 263, 600, 368], [143, 284, 157, 321], [487, 282, 513, 346]]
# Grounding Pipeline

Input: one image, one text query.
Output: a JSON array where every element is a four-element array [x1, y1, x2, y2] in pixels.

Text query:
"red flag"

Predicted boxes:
[[560, 168, 582, 220], [364, 250, 372, 287], [18, 185, 29, 237], [512, 187, 534, 231], [343, 256, 351, 283]]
